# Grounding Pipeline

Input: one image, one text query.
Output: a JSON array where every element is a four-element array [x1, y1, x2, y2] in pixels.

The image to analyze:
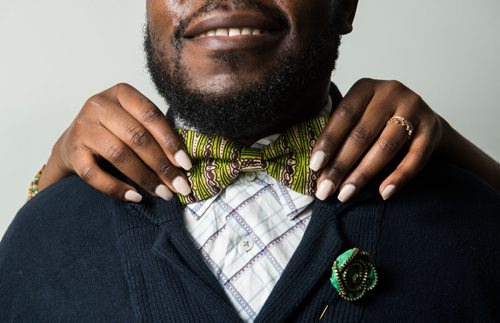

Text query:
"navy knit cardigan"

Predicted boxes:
[[1, 159, 499, 322]]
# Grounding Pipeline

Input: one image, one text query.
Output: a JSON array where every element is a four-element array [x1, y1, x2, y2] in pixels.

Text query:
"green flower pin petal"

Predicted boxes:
[[330, 248, 378, 301]]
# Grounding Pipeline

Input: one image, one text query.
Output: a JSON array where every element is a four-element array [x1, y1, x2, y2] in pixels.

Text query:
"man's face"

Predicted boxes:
[[145, 0, 355, 139]]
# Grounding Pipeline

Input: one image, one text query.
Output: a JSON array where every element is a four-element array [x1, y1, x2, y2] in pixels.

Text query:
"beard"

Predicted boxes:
[[144, 3, 341, 139]]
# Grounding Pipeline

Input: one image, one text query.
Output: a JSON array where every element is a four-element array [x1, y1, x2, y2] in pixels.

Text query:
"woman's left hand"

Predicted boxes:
[[311, 78, 443, 202]]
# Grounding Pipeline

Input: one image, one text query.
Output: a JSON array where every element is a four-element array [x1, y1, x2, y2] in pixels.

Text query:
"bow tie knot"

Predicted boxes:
[[177, 116, 329, 204], [239, 148, 267, 172]]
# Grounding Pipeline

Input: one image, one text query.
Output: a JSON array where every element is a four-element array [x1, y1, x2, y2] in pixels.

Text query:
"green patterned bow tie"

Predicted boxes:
[[176, 116, 329, 204]]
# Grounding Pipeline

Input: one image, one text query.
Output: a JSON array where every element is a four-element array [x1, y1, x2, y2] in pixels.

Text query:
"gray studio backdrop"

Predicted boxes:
[[1, 1, 499, 238]]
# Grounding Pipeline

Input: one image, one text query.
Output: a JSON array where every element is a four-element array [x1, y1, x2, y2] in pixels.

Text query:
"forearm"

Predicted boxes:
[[437, 117, 500, 191]]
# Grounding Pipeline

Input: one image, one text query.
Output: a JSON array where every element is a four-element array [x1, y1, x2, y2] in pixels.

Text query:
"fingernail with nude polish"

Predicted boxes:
[[175, 150, 193, 171], [173, 176, 192, 196], [155, 184, 174, 201], [381, 184, 396, 201], [338, 184, 356, 203], [315, 180, 335, 200], [310, 151, 327, 172], [125, 190, 143, 203]]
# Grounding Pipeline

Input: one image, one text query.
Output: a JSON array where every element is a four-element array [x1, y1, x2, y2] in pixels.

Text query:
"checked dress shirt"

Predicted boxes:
[[182, 97, 332, 322]]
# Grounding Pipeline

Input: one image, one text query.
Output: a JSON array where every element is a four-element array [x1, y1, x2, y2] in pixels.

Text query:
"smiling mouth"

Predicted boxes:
[[192, 27, 267, 38], [183, 11, 288, 50]]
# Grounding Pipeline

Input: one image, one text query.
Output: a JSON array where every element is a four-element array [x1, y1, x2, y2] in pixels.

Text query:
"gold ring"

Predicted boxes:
[[386, 116, 414, 137]]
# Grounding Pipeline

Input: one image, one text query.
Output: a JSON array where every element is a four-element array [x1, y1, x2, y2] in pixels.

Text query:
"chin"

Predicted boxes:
[[182, 51, 285, 95], [190, 73, 266, 97]]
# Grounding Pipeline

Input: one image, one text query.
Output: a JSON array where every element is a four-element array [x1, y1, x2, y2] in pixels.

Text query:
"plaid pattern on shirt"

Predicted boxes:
[[182, 96, 331, 321], [183, 172, 314, 321]]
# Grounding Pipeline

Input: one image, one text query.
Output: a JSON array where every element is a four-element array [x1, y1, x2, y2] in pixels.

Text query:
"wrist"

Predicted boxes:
[[38, 140, 73, 191]]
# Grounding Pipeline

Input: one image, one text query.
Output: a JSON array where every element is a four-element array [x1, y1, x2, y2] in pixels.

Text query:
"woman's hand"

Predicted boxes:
[[39, 83, 193, 202], [311, 78, 443, 202], [39, 79, 457, 203]]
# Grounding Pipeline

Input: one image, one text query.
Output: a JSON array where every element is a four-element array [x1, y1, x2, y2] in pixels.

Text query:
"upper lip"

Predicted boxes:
[[183, 11, 286, 38]]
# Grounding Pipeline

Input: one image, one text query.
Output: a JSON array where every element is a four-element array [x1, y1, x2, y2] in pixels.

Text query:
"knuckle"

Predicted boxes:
[[85, 95, 106, 112], [386, 80, 405, 92], [334, 103, 357, 122], [158, 159, 173, 175], [378, 137, 401, 154], [65, 133, 82, 150], [414, 94, 424, 105], [126, 126, 149, 148], [69, 142, 86, 153], [73, 117, 88, 129], [142, 105, 163, 123], [113, 82, 132, 95], [355, 77, 374, 87], [107, 144, 128, 165], [405, 93, 423, 109], [164, 134, 182, 151], [349, 126, 371, 145], [318, 132, 339, 151], [79, 166, 95, 182]]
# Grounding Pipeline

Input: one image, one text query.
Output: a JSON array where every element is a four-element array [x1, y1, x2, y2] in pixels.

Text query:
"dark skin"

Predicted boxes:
[[146, 0, 355, 141], [38, 0, 500, 203]]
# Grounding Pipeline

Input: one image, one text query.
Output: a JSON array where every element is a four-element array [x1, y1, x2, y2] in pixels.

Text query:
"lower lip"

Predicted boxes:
[[185, 32, 285, 51]]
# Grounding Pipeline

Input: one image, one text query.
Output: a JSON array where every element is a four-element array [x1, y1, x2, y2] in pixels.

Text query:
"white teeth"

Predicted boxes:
[[241, 28, 252, 35], [215, 28, 229, 36], [196, 28, 265, 38], [228, 28, 240, 36]]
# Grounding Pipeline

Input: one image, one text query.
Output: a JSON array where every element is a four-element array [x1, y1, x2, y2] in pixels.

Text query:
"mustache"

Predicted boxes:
[[173, 0, 290, 42]]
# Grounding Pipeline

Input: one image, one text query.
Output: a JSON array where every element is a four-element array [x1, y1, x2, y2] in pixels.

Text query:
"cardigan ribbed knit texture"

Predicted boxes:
[[1, 158, 499, 322]]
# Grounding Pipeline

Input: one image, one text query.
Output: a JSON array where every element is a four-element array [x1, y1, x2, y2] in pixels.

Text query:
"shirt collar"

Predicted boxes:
[[184, 174, 315, 222]]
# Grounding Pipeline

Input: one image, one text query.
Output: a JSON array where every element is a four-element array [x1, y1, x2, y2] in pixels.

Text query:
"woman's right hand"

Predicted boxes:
[[38, 83, 193, 202]]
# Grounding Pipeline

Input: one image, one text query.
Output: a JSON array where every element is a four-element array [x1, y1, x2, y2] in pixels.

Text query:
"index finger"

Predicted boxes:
[[310, 79, 375, 172], [111, 83, 192, 171]]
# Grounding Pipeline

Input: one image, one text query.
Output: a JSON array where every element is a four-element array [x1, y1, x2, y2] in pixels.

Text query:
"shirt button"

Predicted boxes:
[[240, 239, 254, 252], [243, 172, 256, 182]]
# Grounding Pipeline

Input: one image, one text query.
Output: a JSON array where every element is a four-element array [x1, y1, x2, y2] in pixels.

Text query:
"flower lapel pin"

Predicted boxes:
[[330, 248, 378, 301]]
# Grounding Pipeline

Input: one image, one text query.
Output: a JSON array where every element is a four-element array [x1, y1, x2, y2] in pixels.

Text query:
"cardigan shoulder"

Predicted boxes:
[[0, 176, 134, 321]]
